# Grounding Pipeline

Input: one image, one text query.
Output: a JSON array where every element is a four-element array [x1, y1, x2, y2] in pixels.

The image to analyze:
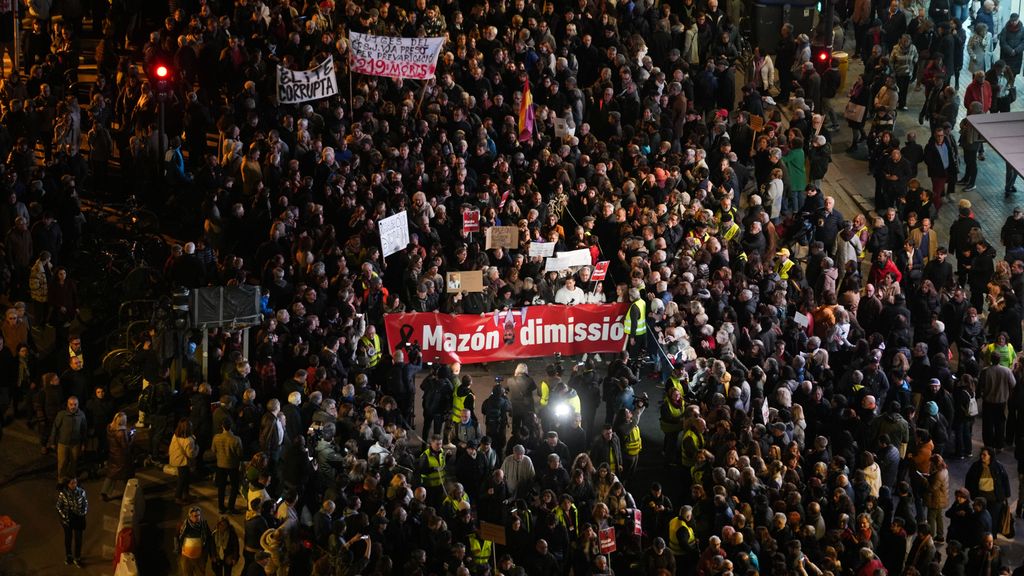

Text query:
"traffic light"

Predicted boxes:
[[812, 45, 831, 75], [147, 61, 174, 95]]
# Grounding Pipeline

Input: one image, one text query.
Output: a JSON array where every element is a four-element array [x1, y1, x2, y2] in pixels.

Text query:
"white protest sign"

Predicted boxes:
[[529, 242, 556, 257], [277, 56, 338, 104], [349, 32, 446, 80], [555, 249, 592, 268], [379, 211, 410, 258], [544, 256, 571, 272]]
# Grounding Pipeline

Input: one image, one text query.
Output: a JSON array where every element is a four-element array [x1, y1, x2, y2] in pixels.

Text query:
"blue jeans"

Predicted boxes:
[[952, 3, 969, 23]]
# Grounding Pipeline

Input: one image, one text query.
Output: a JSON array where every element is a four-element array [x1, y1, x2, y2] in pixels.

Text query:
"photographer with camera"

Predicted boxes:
[[481, 382, 512, 456], [386, 347, 422, 428]]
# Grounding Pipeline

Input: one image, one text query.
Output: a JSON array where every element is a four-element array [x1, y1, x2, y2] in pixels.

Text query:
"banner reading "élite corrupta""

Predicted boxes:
[[384, 303, 628, 365], [277, 56, 338, 104]]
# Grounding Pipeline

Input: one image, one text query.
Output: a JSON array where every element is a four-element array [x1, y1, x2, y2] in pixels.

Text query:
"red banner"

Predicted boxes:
[[384, 303, 628, 365]]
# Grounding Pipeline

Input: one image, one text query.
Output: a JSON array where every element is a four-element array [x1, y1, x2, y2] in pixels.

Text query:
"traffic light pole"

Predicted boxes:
[[157, 92, 166, 196]]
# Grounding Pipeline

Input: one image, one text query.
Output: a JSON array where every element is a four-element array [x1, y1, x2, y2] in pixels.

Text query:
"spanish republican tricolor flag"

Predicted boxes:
[[518, 78, 534, 142]]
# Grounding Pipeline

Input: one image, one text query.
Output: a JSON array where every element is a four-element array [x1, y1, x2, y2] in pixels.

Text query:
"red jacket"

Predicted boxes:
[[870, 258, 903, 285], [964, 79, 993, 112]]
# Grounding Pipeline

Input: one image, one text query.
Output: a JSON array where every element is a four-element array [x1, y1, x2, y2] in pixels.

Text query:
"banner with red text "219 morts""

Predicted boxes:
[[384, 303, 629, 365]]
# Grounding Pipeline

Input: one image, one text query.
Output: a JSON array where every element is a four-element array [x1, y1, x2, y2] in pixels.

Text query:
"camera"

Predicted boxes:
[[635, 392, 650, 409], [405, 340, 423, 365]]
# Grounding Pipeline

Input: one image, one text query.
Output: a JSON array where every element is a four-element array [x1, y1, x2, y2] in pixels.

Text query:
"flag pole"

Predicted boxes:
[[416, 78, 432, 118]]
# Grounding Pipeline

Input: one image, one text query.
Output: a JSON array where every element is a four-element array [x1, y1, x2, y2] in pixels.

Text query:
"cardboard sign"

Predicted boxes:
[[479, 521, 507, 546], [750, 114, 765, 132], [599, 527, 617, 553], [277, 56, 338, 104], [379, 211, 410, 258], [349, 32, 446, 79], [529, 242, 556, 257], [485, 226, 519, 249], [446, 270, 484, 293], [592, 261, 610, 281], [463, 210, 480, 234], [553, 117, 575, 139]]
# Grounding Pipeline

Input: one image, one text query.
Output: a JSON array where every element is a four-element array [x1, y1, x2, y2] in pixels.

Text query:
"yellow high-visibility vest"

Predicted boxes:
[[668, 517, 696, 556], [776, 259, 794, 280], [624, 425, 642, 456], [722, 222, 740, 242], [660, 402, 685, 433], [680, 429, 704, 467], [452, 387, 471, 422], [469, 534, 492, 566], [421, 449, 445, 487], [360, 333, 382, 368], [555, 504, 579, 534], [540, 380, 551, 407], [625, 299, 647, 335]]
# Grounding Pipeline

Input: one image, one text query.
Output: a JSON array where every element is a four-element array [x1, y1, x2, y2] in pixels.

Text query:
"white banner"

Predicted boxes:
[[380, 211, 410, 258], [349, 32, 445, 79], [529, 242, 556, 257], [277, 56, 338, 104]]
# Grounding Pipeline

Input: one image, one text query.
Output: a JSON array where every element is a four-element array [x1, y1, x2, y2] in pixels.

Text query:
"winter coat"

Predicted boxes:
[[808, 143, 831, 180], [967, 32, 993, 73], [169, 434, 198, 467], [965, 460, 1011, 500], [999, 21, 1024, 70], [106, 428, 135, 481], [890, 43, 919, 77], [56, 485, 87, 527], [28, 259, 48, 304], [926, 467, 949, 509]]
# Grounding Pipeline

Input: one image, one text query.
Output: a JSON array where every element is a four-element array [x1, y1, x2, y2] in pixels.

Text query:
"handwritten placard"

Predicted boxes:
[[379, 211, 410, 258], [485, 226, 519, 249], [529, 242, 556, 257], [277, 56, 338, 104], [349, 32, 446, 79]]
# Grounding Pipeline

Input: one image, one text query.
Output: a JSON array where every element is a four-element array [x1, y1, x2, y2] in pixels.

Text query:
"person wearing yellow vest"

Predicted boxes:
[[624, 288, 647, 361], [588, 424, 623, 474], [660, 387, 686, 458], [451, 374, 476, 425], [775, 247, 795, 280], [613, 404, 646, 479], [720, 212, 741, 244], [417, 434, 447, 505], [441, 482, 471, 521], [667, 505, 698, 568], [358, 325, 383, 370], [679, 417, 706, 494], [468, 531, 493, 568], [554, 495, 580, 538], [538, 363, 562, 409]]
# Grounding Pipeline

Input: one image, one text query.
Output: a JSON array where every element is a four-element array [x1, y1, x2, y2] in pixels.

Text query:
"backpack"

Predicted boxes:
[[967, 389, 979, 417]]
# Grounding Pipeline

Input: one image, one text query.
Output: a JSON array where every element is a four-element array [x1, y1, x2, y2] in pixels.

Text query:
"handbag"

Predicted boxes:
[[1001, 503, 1016, 538], [967, 390, 979, 417], [844, 102, 866, 123], [1010, 86, 1017, 103]]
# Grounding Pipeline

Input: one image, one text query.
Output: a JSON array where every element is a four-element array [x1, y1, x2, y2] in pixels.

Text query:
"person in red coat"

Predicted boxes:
[[869, 250, 903, 286]]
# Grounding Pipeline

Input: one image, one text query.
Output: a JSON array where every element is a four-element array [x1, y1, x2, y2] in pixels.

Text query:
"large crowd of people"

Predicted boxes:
[[1, 0, 1024, 575]]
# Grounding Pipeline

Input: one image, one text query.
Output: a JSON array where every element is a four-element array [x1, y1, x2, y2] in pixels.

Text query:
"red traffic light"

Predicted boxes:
[[818, 51, 829, 61], [155, 65, 169, 78]]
